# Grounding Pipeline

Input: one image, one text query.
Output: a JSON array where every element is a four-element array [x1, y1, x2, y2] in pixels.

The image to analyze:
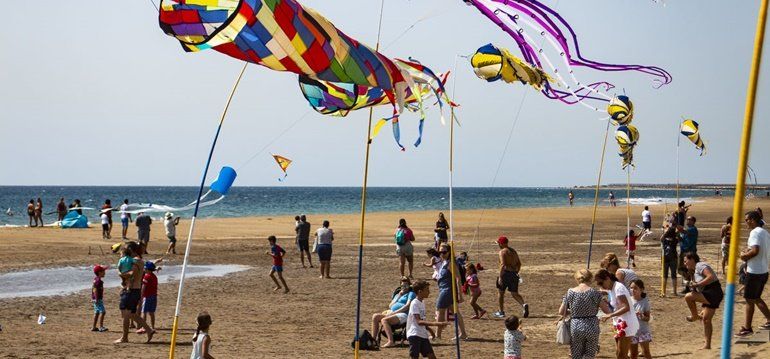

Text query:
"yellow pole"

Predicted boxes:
[[586, 119, 612, 268], [721, 1, 768, 357], [168, 63, 247, 359], [353, 1, 385, 357]]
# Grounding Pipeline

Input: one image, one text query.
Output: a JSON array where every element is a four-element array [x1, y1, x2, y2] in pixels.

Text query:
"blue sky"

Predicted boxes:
[[1, 0, 768, 187]]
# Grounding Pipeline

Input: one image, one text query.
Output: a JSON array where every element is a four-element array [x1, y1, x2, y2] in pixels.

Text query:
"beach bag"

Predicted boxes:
[[351, 329, 378, 351], [556, 317, 571, 344], [395, 228, 407, 246]]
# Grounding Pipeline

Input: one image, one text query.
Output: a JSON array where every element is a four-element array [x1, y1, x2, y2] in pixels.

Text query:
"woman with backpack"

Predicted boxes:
[[395, 218, 415, 279]]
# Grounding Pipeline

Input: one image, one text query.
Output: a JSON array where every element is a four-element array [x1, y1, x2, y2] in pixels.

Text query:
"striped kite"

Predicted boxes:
[[615, 125, 640, 169], [159, 0, 448, 149], [680, 119, 705, 155]]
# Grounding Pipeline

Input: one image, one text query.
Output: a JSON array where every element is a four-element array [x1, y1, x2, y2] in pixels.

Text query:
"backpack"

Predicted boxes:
[[351, 329, 378, 351], [395, 228, 407, 246]]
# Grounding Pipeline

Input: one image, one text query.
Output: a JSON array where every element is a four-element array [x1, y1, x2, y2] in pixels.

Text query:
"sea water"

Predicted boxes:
[[0, 264, 250, 299], [0, 186, 724, 226]]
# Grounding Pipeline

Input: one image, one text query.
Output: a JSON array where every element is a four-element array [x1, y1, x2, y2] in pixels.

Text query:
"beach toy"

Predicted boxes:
[[111, 243, 122, 253]]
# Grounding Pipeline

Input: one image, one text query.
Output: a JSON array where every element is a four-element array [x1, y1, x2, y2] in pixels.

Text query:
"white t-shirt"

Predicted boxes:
[[119, 204, 129, 219], [610, 281, 639, 337], [642, 210, 651, 223], [406, 298, 429, 339], [100, 214, 109, 225], [316, 228, 334, 245], [746, 227, 770, 274], [164, 218, 176, 237]]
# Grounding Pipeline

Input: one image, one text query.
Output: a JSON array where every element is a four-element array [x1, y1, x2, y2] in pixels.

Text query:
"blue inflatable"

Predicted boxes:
[[60, 211, 88, 228]]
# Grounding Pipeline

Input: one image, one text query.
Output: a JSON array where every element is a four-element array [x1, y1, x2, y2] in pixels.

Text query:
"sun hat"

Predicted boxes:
[[165, 212, 173, 219]]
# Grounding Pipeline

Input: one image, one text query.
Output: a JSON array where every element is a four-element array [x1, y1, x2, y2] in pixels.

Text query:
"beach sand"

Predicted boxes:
[[1, 197, 769, 358]]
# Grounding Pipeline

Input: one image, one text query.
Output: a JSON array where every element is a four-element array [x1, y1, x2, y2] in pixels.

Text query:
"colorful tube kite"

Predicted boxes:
[[680, 119, 705, 155], [462, 0, 671, 111], [159, 0, 446, 149]]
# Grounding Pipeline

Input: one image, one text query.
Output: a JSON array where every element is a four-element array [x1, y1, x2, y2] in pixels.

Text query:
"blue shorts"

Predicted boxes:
[[121, 218, 129, 227], [142, 295, 157, 313], [317, 243, 332, 261], [93, 299, 105, 314], [119, 289, 141, 313], [272, 265, 283, 272]]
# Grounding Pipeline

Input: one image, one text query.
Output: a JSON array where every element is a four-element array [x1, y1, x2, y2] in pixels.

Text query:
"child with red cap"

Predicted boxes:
[[91, 264, 108, 332]]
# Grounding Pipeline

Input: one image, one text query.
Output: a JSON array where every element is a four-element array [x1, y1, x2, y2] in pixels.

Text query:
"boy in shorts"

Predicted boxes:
[[266, 235, 289, 293], [91, 265, 108, 332], [406, 280, 448, 359], [138, 261, 159, 333]]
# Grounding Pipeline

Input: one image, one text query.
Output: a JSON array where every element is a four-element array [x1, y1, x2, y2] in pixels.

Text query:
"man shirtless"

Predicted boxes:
[[493, 236, 529, 319], [115, 241, 155, 343]]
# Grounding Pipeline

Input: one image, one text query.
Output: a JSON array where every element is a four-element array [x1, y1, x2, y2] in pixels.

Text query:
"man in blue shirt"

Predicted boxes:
[[677, 216, 698, 293]]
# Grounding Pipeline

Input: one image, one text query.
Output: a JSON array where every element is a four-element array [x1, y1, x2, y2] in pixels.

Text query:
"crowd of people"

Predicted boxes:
[[49, 195, 768, 358]]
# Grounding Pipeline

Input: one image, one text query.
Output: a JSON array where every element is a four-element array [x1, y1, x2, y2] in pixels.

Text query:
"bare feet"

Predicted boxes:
[[273, 286, 281, 292], [114, 338, 128, 344], [146, 329, 155, 343], [319, 275, 325, 279], [686, 315, 702, 322], [381, 341, 396, 348]]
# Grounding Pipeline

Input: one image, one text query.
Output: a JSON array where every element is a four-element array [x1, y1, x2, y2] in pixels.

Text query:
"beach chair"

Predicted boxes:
[[379, 322, 408, 347]]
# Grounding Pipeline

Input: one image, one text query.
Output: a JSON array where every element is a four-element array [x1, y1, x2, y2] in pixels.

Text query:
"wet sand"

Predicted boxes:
[[1, 197, 769, 358]]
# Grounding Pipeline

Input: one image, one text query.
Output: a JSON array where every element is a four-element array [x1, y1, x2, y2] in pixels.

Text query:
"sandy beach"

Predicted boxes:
[[1, 197, 769, 358]]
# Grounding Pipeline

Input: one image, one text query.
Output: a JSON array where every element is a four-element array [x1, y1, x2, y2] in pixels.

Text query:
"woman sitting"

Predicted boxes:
[[371, 277, 415, 347]]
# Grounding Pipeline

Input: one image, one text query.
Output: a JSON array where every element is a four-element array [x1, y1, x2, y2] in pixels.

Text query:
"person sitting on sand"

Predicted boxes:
[[682, 252, 722, 349], [115, 241, 155, 343], [600, 253, 638, 290], [266, 235, 289, 293]]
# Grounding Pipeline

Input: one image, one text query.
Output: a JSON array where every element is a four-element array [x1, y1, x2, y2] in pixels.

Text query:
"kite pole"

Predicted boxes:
[[168, 63, 248, 359], [586, 119, 612, 269], [626, 165, 631, 268], [353, 1, 384, 357], [721, 0, 767, 357], [675, 122, 681, 203], [448, 55, 462, 359]]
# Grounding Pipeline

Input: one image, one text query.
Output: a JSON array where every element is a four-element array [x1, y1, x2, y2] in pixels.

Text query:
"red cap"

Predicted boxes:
[[497, 236, 509, 245], [93, 264, 109, 274]]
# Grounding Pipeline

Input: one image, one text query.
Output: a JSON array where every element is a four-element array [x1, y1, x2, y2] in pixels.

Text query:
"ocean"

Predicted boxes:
[[0, 186, 723, 226]]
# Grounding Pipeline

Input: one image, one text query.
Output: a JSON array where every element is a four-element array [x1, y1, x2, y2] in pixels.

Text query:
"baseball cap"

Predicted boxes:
[[496, 236, 509, 245], [93, 264, 109, 274], [144, 261, 156, 271]]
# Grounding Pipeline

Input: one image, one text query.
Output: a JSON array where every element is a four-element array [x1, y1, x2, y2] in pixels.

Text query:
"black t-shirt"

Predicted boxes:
[[662, 235, 678, 259], [435, 220, 448, 240], [297, 221, 311, 241], [135, 214, 152, 231]]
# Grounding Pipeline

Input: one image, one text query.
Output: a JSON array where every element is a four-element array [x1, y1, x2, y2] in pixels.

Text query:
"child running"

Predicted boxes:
[[191, 311, 215, 359], [266, 235, 289, 293], [624, 229, 638, 268], [406, 280, 448, 359], [465, 263, 486, 319], [137, 261, 159, 334], [91, 264, 108, 332], [423, 248, 441, 281], [630, 279, 652, 359], [504, 315, 526, 359]]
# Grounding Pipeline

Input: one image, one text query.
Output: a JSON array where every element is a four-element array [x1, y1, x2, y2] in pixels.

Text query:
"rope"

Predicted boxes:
[[354, 1, 385, 357]]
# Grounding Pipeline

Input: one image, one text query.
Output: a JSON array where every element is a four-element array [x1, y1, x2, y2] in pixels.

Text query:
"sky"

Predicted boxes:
[[1, 0, 769, 187]]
